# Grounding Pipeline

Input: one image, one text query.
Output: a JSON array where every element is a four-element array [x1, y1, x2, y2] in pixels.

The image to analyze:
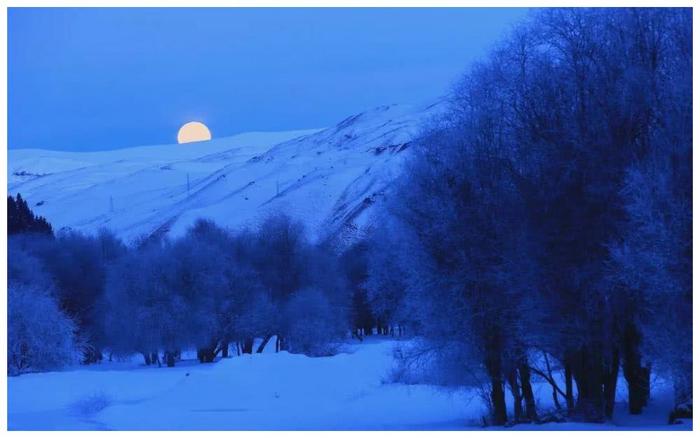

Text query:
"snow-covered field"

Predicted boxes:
[[8, 338, 690, 431]]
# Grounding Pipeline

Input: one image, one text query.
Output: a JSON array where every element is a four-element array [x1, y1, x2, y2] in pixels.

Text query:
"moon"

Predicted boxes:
[[177, 121, 212, 144]]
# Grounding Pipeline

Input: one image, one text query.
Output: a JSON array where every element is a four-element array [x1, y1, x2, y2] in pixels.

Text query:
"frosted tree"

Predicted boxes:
[[283, 287, 346, 356], [103, 239, 191, 366], [8, 284, 79, 375], [370, 7, 691, 424]]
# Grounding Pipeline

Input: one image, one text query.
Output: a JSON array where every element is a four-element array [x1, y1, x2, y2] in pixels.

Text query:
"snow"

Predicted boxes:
[[8, 102, 443, 246], [8, 338, 691, 431]]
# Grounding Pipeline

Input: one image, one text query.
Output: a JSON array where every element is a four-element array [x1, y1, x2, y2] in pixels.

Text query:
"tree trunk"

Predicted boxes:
[[198, 339, 220, 362], [352, 329, 363, 341], [198, 348, 215, 362], [242, 338, 254, 354], [641, 366, 650, 406], [276, 336, 288, 352], [221, 341, 229, 358], [603, 349, 620, 419], [543, 352, 562, 411], [571, 347, 611, 422], [82, 345, 103, 364], [486, 353, 507, 425], [507, 369, 523, 422], [622, 323, 650, 414], [256, 335, 273, 353], [519, 362, 538, 421], [201, 339, 221, 363], [143, 352, 152, 366], [565, 358, 575, 415], [165, 350, 176, 367]]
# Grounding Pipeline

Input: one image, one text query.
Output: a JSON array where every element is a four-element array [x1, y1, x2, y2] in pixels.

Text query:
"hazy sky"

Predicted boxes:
[[9, 8, 528, 151]]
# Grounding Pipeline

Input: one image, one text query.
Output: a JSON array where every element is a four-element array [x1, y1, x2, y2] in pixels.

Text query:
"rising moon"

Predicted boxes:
[[177, 121, 212, 144]]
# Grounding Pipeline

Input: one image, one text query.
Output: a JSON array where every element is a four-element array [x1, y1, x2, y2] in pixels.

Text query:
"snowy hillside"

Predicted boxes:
[[9, 102, 442, 245]]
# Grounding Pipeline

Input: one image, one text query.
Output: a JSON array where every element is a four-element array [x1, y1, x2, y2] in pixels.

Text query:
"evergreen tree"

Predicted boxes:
[[8, 193, 53, 236]]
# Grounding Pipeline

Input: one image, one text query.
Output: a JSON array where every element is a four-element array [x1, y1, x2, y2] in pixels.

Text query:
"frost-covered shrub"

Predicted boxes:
[[103, 242, 191, 358], [70, 390, 112, 417], [234, 290, 277, 341], [386, 338, 485, 387], [284, 288, 345, 357], [8, 284, 79, 375], [8, 236, 53, 290]]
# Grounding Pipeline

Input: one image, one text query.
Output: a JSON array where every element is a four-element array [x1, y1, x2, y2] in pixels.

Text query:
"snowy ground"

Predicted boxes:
[[7, 338, 691, 431]]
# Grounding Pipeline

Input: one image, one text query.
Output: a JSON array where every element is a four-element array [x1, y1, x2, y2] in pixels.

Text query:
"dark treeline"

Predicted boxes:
[[364, 8, 691, 425], [8, 193, 53, 236]]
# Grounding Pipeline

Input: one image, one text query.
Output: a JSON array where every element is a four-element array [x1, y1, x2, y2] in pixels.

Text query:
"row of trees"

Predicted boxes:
[[9, 211, 395, 374], [364, 8, 691, 425], [104, 215, 350, 363]]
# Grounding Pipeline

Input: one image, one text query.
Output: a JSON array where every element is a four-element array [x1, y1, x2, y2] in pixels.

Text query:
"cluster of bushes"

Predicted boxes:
[[365, 8, 691, 425], [8, 212, 367, 374]]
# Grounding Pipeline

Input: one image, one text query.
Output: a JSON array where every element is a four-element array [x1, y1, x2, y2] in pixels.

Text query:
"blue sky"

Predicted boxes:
[[9, 8, 528, 151]]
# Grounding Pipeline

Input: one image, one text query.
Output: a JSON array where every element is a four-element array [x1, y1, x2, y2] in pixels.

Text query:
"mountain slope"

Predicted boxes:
[[9, 103, 441, 245]]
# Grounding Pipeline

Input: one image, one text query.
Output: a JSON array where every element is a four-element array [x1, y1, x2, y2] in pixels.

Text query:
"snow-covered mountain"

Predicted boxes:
[[9, 102, 442, 246]]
